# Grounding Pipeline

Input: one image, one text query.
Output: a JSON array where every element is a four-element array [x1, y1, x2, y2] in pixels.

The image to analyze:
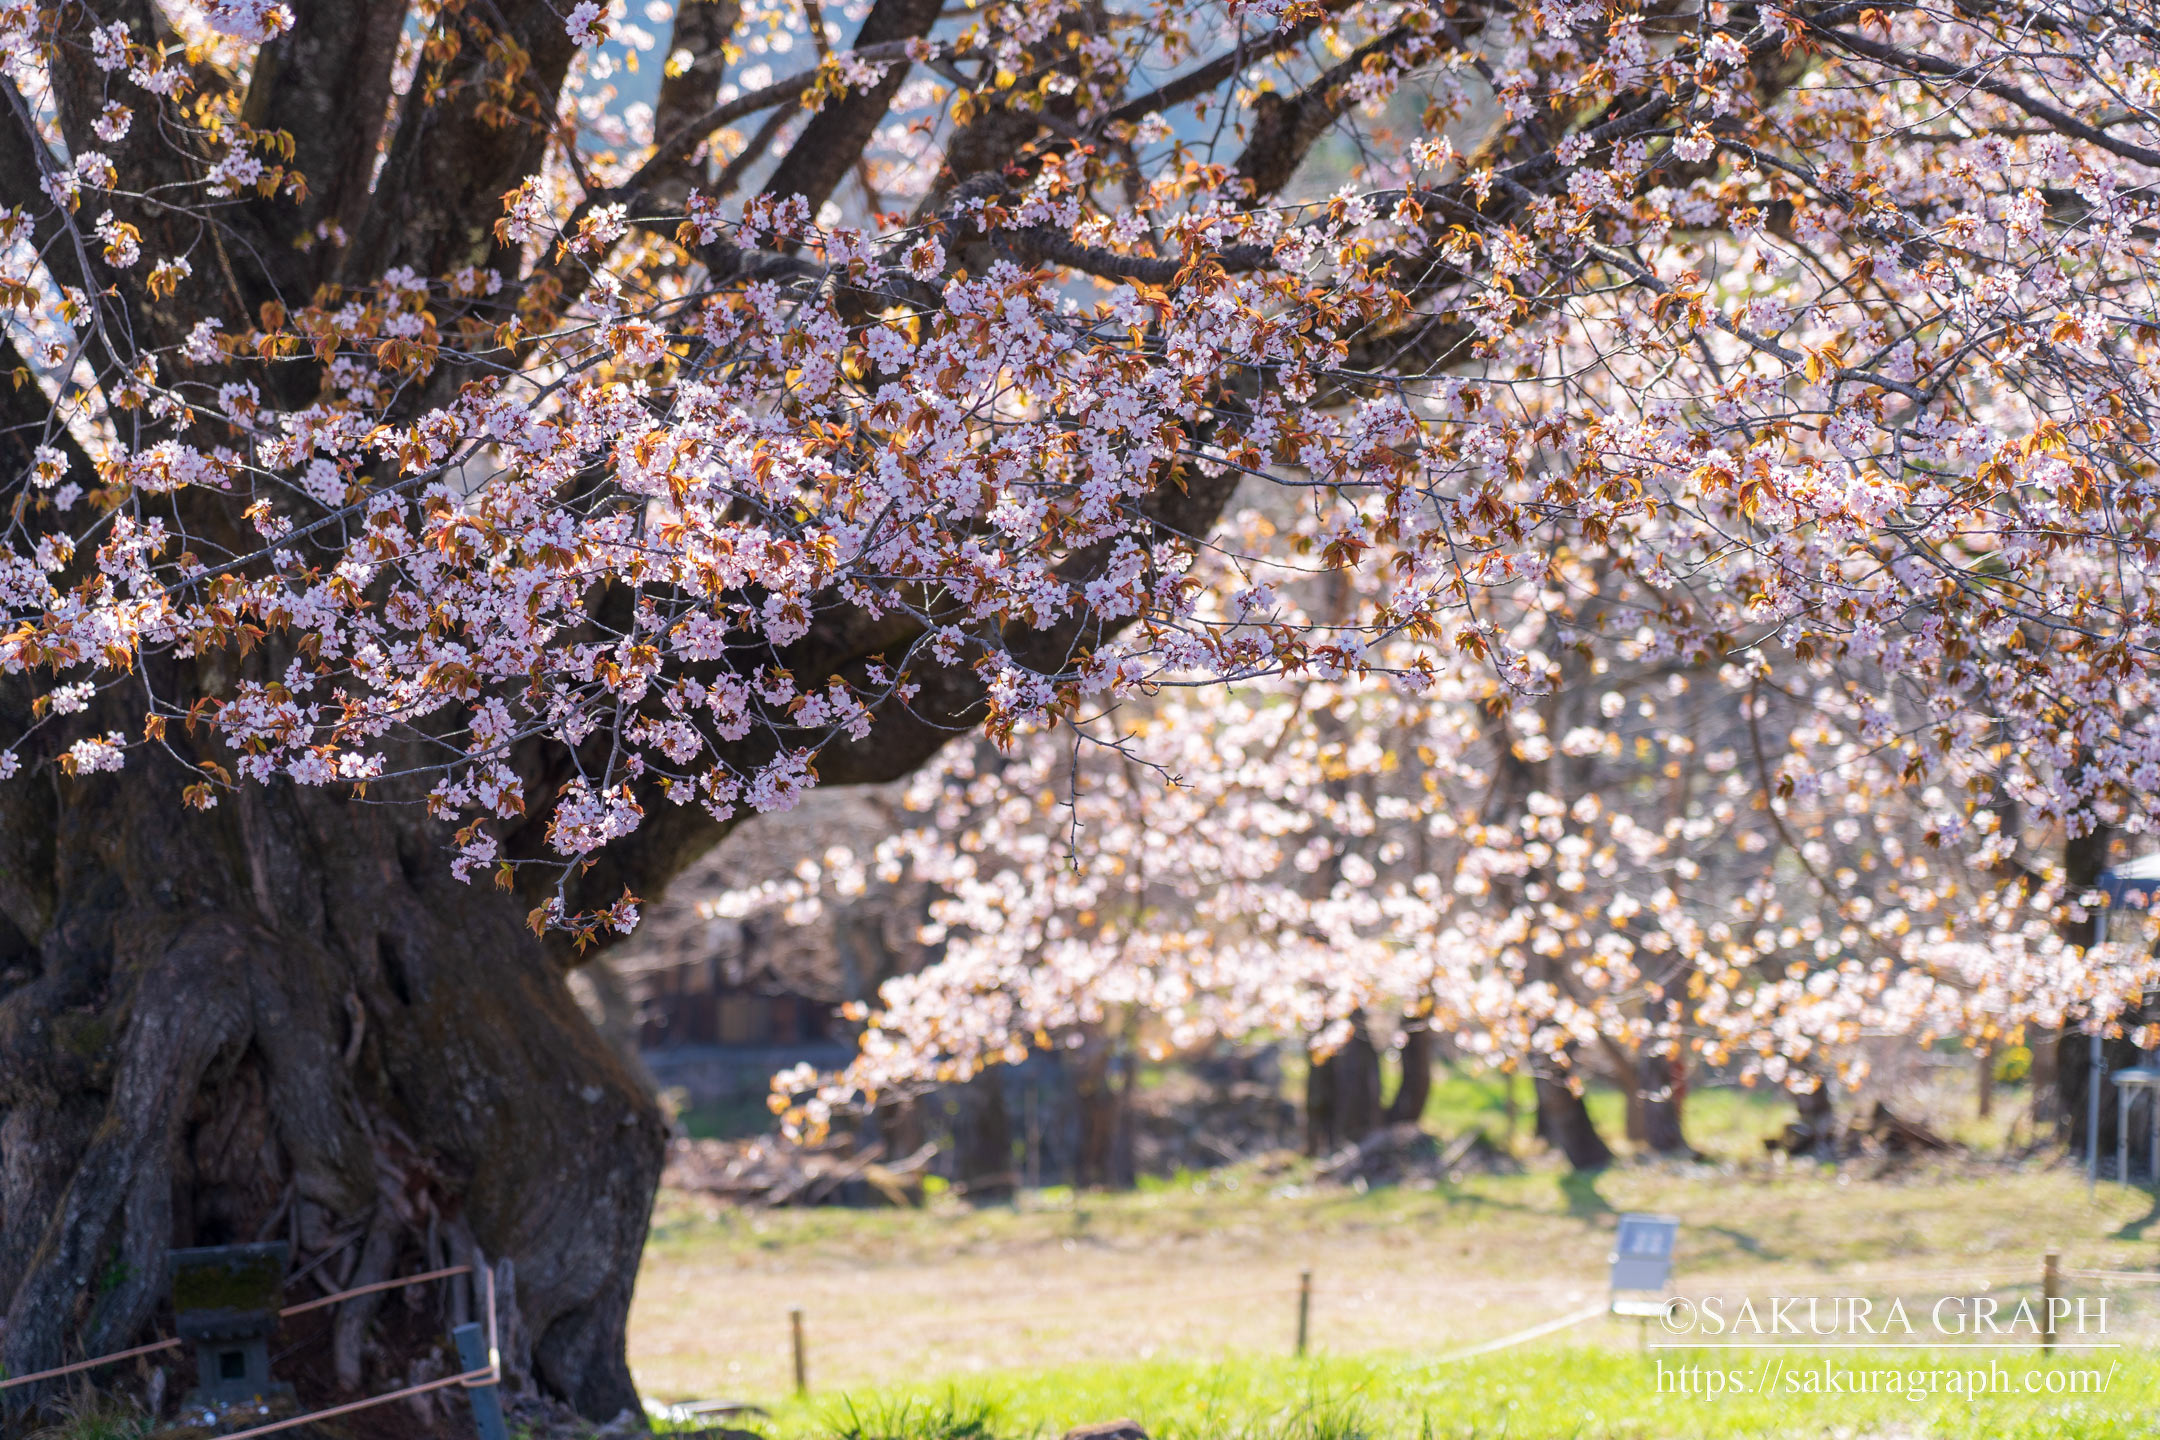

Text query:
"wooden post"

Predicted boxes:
[[452, 1322, 508, 1440], [1296, 1271, 1312, 1357], [791, 1309, 807, 1396], [2042, 1252, 2060, 1353]]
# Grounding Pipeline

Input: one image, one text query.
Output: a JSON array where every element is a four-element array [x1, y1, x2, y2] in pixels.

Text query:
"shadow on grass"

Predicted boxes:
[[1560, 1169, 1614, 1220], [2109, 1188, 2160, 1241], [1557, 1169, 1779, 1263], [1697, 1223, 1777, 1260]]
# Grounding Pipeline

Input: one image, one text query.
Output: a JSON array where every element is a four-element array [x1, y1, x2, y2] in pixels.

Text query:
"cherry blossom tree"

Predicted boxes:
[[752, 558, 2160, 1173], [5, 0, 2160, 1420]]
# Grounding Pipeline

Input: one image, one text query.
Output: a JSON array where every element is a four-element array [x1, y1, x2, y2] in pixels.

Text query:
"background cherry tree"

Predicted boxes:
[[744, 532, 2160, 1167], [3, 0, 2159, 1419]]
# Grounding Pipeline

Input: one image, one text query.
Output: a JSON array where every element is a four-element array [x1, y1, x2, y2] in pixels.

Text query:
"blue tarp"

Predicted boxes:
[[2100, 854, 2160, 909]]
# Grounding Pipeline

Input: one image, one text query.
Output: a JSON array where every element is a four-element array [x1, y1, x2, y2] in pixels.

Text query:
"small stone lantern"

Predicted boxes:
[[169, 1242, 290, 1406]]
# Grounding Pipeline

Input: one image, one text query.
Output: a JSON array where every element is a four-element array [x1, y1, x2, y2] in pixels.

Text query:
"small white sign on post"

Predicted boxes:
[[1609, 1213, 1679, 1318]]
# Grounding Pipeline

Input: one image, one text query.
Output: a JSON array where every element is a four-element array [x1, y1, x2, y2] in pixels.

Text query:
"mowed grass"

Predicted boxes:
[[631, 1161, 2160, 1406], [669, 1346, 2160, 1440]]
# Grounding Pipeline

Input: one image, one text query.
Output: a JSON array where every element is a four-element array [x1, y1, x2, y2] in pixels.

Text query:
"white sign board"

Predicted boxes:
[[1609, 1212, 1679, 1298]]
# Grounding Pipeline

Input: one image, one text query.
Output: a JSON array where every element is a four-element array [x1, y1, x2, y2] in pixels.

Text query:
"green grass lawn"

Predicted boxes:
[[684, 1345, 2160, 1440]]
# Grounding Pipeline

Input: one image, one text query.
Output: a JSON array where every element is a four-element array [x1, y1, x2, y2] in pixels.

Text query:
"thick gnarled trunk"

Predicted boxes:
[[0, 771, 665, 1425]]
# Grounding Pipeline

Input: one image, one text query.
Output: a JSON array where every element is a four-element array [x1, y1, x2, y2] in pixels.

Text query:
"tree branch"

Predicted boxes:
[[759, 0, 943, 212], [240, 0, 408, 292], [348, 0, 579, 280], [999, 226, 1275, 283], [1234, 22, 1433, 201], [644, 0, 747, 205], [1810, 22, 2160, 172]]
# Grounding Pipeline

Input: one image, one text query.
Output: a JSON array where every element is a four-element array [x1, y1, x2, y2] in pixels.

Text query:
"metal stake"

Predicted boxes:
[[452, 1323, 508, 1440]]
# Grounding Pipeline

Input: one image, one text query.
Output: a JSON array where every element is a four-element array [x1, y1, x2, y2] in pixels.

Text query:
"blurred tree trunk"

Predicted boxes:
[[1070, 1028, 1131, 1189], [1484, 678, 1614, 1173], [1385, 1025, 1433, 1125], [1638, 1051, 1694, 1157], [1305, 1011, 1384, 1155], [953, 1070, 1015, 1201], [2028, 1026, 2060, 1130], [2054, 821, 2128, 1161], [1785, 1079, 1841, 1158], [1534, 1072, 1614, 1171], [873, 1094, 927, 1165], [1635, 953, 1695, 1157], [1113, 1031, 1138, 1186]]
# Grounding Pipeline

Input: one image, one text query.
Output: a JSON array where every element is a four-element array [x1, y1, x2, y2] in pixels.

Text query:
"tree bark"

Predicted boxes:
[[1533, 1071, 1614, 1172], [0, 771, 665, 1423], [1305, 1011, 1383, 1155], [2054, 820, 2126, 1156], [952, 1070, 1015, 1201], [2028, 1025, 2061, 1130], [1069, 1029, 1130, 1190], [1384, 1025, 1433, 1126], [1637, 1050, 1695, 1158], [1786, 1079, 1841, 1159]]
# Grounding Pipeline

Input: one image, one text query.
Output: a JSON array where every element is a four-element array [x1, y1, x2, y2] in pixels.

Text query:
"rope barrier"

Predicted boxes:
[[2063, 1269, 2160, 1282], [277, 1263, 474, 1318], [628, 1282, 1302, 1348], [895, 1283, 1294, 1333], [1426, 1302, 1610, 1365], [1309, 1266, 2038, 1306], [201, 1365, 496, 1440], [0, 1264, 481, 1392], [186, 1265, 502, 1439], [1668, 1267, 2040, 1293], [0, 1338, 183, 1390], [634, 1255, 2123, 1391]]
